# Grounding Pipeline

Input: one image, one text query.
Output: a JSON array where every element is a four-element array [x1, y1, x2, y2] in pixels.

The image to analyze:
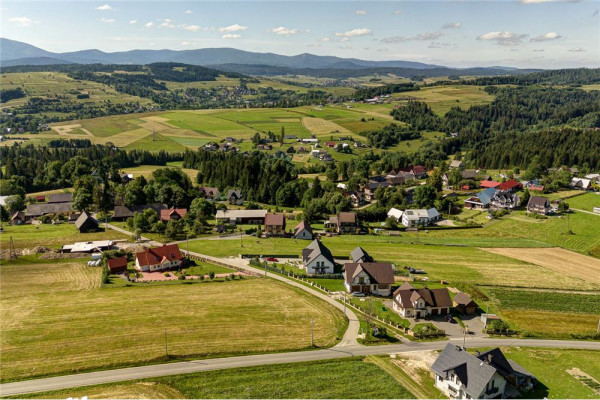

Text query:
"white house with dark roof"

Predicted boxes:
[[432, 344, 536, 399], [301, 240, 335, 274], [293, 221, 313, 240]]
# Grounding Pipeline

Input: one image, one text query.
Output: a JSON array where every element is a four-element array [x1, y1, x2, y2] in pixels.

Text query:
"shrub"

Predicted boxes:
[[163, 272, 170, 277], [209, 271, 215, 280], [178, 274, 186, 280]]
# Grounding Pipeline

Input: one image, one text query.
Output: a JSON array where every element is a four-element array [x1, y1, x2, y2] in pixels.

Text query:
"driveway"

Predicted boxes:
[[430, 314, 486, 339]]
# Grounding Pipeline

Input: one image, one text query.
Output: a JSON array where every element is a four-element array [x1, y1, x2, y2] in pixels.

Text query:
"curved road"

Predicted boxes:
[[9, 225, 588, 397]]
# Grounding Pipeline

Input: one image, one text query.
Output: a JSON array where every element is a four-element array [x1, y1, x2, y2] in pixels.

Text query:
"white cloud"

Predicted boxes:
[[129, 20, 137, 24], [144, 21, 154, 28], [319, 37, 331, 42], [335, 28, 372, 38], [381, 31, 442, 43], [355, 10, 367, 15], [568, 47, 586, 52], [533, 49, 545, 52], [184, 10, 192, 14], [393, 10, 402, 15], [268, 26, 305, 36], [530, 32, 561, 41], [222, 34, 242, 39], [219, 24, 247, 33], [477, 31, 528, 46], [8, 16, 32, 27], [340, 37, 350, 42], [182, 24, 203, 32], [181, 41, 192, 46], [428, 42, 452, 48], [96, 3, 113, 11], [593, 9, 599, 16], [443, 22, 462, 29], [160, 18, 175, 28], [100, 17, 115, 23]]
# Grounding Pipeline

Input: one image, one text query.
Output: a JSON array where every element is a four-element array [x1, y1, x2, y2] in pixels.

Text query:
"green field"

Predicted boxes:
[[17, 357, 414, 399], [0, 223, 128, 249], [567, 192, 600, 211], [0, 257, 346, 382], [187, 236, 600, 291], [491, 348, 600, 399], [394, 85, 495, 116]]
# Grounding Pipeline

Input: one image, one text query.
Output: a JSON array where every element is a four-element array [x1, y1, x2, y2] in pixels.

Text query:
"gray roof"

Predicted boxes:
[[343, 263, 395, 285], [227, 189, 242, 199], [302, 240, 334, 266], [48, 193, 73, 203], [112, 204, 165, 219], [431, 344, 498, 399], [350, 246, 373, 263], [453, 291, 477, 307], [75, 211, 98, 230], [25, 202, 73, 217], [528, 196, 549, 208]]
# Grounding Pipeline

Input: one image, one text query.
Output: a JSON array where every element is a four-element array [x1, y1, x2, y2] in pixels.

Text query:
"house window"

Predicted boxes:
[[359, 277, 364, 284]]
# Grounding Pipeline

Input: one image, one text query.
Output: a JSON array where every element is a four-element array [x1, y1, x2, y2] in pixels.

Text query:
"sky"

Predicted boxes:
[[1, 0, 599, 69]]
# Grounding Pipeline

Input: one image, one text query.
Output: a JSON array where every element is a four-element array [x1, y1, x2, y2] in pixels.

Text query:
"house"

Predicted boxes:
[[497, 180, 521, 192], [453, 292, 478, 315], [387, 207, 404, 222], [347, 191, 365, 207], [215, 209, 267, 225], [350, 246, 373, 263], [386, 176, 405, 186], [442, 169, 477, 188], [48, 193, 73, 203], [480, 180, 501, 189], [326, 212, 358, 234], [25, 202, 73, 220], [529, 184, 545, 192], [449, 160, 464, 169], [343, 263, 395, 296], [490, 191, 520, 210], [393, 283, 452, 318], [264, 213, 286, 237], [293, 221, 313, 240], [401, 208, 441, 228], [75, 211, 99, 233], [585, 173, 600, 183], [200, 187, 221, 200], [226, 189, 243, 205], [570, 178, 592, 190], [160, 208, 187, 222], [527, 196, 550, 215], [135, 244, 183, 272], [319, 152, 333, 162], [431, 343, 536, 399], [363, 182, 388, 202], [301, 240, 335, 274], [10, 211, 25, 225], [111, 204, 165, 221], [464, 188, 496, 209], [35, 195, 46, 203], [410, 165, 428, 179], [324, 141, 336, 148], [107, 256, 128, 274]]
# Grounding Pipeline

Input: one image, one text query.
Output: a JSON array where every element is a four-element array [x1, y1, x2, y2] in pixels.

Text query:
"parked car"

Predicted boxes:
[[265, 257, 278, 262], [352, 291, 366, 297]]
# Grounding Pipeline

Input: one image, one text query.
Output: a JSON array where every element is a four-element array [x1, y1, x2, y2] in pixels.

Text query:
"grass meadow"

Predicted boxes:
[[17, 357, 414, 399], [394, 85, 495, 116], [0, 257, 346, 382]]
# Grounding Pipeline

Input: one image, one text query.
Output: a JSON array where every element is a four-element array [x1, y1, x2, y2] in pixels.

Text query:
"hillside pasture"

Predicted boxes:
[[394, 85, 495, 116], [0, 258, 345, 382]]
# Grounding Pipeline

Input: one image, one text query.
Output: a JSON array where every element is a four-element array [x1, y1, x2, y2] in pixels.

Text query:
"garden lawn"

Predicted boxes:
[[18, 357, 415, 399], [567, 192, 600, 211], [0, 223, 128, 250], [0, 258, 345, 382], [482, 348, 600, 399]]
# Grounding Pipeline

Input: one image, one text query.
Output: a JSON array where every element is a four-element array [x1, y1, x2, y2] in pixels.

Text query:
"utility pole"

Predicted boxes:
[[186, 233, 190, 257], [311, 318, 315, 347], [164, 328, 168, 358], [240, 228, 243, 248], [597, 318, 600, 334], [462, 326, 467, 350], [9, 236, 17, 261]]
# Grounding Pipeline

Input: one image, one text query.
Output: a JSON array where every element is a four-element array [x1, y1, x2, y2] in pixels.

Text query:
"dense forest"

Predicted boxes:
[[0, 144, 180, 194], [363, 124, 422, 148], [353, 83, 419, 101]]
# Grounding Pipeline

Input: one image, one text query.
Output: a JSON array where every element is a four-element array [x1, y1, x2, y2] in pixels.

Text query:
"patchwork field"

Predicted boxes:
[[481, 247, 600, 285], [0, 257, 346, 382], [394, 85, 495, 116], [17, 358, 414, 399]]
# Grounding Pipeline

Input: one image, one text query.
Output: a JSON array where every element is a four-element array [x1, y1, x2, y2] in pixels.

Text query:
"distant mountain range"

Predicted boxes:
[[0, 38, 535, 75]]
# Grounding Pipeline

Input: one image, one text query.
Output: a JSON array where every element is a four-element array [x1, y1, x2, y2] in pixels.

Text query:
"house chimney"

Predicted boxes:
[[487, 354, 493, 364], [475, 350, 481, 356]]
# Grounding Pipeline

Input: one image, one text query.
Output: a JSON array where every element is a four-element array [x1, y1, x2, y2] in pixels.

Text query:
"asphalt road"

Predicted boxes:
[[2, 338, 599, 396], [8, 225, 587, 397]]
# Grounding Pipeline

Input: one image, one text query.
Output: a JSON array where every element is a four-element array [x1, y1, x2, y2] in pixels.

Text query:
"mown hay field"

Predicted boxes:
[[0, 258, 345, 382]]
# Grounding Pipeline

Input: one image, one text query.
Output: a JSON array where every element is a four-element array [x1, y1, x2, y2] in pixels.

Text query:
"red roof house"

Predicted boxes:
[[480, 180, 501, 189], [35, 195, 46, 202], [135, 244, 183, 272], [107, 256, 128, 273], [324, 141, 336, 148], [498, 179, 521, 191], [529, 184, 545, 192], [160, 208, 187, 222]]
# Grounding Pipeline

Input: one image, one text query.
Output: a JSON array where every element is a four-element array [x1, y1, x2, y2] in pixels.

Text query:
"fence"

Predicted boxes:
[[185, 252, 262, 277]]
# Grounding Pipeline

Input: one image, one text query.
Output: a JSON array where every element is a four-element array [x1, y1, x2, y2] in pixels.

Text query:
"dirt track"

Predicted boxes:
[[480, 247, 600, 285]]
